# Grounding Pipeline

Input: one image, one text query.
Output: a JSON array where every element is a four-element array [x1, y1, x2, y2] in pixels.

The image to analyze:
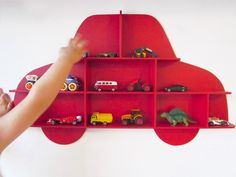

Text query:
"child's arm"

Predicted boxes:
[[0, 37, 87, 152]]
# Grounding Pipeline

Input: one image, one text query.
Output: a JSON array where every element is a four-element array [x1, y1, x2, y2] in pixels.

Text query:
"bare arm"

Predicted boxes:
[[0, 37, 87, 152]]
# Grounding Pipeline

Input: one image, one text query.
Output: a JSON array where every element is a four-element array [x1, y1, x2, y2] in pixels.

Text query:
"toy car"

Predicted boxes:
[[133, 47, 157, 58], [47, 115, 82, 125], [83, 52, 89, 58], [96, 53, 118, 57], [164, 84, 188, 92], [90, 112, 113, 125], [61, 75, 81, 91], [25, 75, 39, 90], [121, 109, 144, 126], [94, 81, 118, 91], [208, 117, 230, 126], [127, 79, 151, 92]]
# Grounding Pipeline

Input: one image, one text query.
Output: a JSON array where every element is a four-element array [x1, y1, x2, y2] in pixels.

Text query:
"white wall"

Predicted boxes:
[[1, 0, 236, 177]]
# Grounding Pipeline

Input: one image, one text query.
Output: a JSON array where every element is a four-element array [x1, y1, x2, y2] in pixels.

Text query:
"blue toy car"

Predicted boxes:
[[61, 75, 81, 91]]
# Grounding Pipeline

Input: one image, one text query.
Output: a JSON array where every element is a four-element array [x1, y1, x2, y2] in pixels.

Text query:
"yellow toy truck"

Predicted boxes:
[[90, 112, 113, 125]]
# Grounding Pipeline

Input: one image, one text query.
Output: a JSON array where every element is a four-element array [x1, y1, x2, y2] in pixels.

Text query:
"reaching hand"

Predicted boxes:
[[0, 88, 13, 117], [59, 35, 87, 65]]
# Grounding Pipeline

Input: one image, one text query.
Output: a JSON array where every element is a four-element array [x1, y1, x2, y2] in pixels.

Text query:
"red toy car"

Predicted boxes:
[[47, 115, 82, 125]]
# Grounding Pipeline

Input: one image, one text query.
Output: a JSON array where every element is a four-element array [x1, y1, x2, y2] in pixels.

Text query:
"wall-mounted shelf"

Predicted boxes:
[[12, 11, 234, 146]]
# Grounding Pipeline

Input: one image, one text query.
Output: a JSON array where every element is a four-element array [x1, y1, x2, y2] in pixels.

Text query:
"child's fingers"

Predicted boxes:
[[0, 88, 3, 96], [0, 93, 11, 106], [76, 39, 87, 49], [3, 93, 11, 103], [72, 35, 87, 48], [69, 36, 81, 47], [7, 101, 13, 112], [73, 34, 82, 45]]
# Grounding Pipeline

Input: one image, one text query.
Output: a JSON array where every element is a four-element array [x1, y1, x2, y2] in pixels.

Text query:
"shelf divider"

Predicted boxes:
[[119, 10, 123, 57]]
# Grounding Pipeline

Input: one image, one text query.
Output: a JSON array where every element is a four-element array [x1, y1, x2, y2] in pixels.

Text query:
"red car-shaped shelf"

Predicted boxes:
[[11, 11, 234, 146]]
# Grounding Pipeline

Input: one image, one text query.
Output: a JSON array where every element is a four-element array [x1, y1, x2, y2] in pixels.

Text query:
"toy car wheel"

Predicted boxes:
[[68, 83, 77, 91], [121, 119, 129, 126], [127, 84, 134, 92], [143, 85, 151, 92], [76, 116, 82, 122], [166, 88, 171, 92], [72, 121, 77, 125], [61, 83, 68, 91], [111, 88, 116, 92], [91, 121, 96, 125], [103, 122, 107, 125], [51, 120, 57, 125], [135, 117, 144, 125], [25, 82, 33, 90], [208, 122, 214, 126]]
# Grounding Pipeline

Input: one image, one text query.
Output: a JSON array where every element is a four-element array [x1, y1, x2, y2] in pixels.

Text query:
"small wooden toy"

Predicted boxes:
[[61, 75, 81, 91], [47, 115, 82, 125], [164, 84, 187, 92], [94, 81, 118, 91], [208, 117, 230, 126], [133, 47, 157, 58], [25, 74, 39, 90], [127, 79, 151, 92], [160, 108, 197, 126], [90, 112, 113, 125], [96, 53, 117, 57], [121, 109, 144, 125]]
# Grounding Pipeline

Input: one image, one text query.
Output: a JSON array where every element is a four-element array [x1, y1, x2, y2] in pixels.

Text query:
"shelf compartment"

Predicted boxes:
[[121, 14, 176, 58], [156, 61, 229, 93], [156, 94, 209, 128], [207, 94, 233, 128], [76, 15, 120, 57], [86, 59, 155, 92], [33, 94, 85, 127], [86, 94, 155, 128]]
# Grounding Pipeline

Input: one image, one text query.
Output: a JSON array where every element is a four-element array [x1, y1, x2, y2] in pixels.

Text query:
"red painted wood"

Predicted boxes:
[[154, 129, 199, 146], [121, 15, 176, 58], [12, 12, 233, 145], [42, 127, 86, 145]]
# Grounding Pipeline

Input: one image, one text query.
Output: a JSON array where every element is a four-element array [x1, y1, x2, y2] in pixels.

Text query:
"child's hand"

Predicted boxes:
[[59, 35, 87, 64], [0, 88, 13, 117]]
